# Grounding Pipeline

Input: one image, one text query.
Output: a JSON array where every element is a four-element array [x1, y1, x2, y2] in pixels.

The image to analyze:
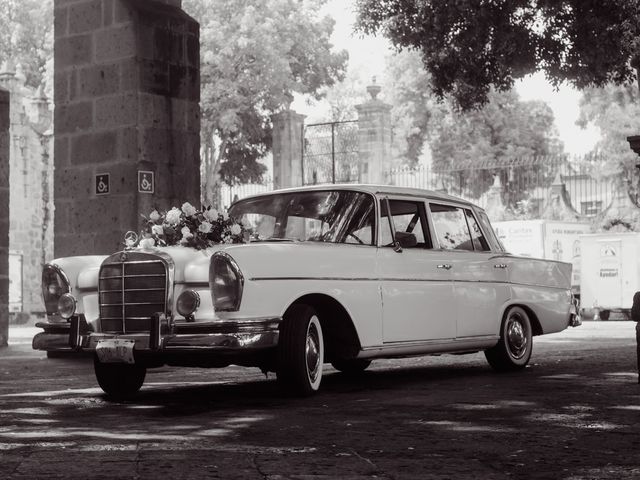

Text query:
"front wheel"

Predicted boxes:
[[485, 306, 533, 372], [277, 304, 325, 396], [94, 357, 146, 399]]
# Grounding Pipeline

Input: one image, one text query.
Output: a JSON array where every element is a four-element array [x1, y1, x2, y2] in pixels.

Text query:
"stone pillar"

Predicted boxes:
[[355, 80, 392, 184], [272, 110, 305, 189], [0, 89, 9, 346], [542, 172, 582, 221], [54, 0, 200, 257]]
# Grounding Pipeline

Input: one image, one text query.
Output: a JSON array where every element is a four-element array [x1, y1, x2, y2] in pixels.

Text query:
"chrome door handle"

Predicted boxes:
[[437, 264, 452, 270], [494, 264, 508, 269]]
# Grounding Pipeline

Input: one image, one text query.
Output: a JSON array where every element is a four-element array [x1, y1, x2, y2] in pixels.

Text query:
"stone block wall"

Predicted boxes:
[[54, 0, 200, 257], [0, 89, 9, 344]]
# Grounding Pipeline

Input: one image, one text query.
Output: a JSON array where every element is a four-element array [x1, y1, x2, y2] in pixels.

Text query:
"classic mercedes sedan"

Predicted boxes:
[[34, 185, 581, 397]]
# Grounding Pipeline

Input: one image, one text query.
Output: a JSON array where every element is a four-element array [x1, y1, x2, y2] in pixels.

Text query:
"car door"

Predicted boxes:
[[427, 202, 510, 339], [377, 197, 457, 343]]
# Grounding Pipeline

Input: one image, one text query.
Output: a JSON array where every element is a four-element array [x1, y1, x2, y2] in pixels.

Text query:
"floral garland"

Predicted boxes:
[[128, 202, 248, 250]]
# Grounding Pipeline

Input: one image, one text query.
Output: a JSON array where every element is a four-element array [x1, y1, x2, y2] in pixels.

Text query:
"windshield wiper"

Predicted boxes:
[[250, 237, 296, 243]]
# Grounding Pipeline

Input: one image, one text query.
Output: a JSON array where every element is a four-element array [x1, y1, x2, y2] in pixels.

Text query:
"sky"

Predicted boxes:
[[297, 0, 601, 157]]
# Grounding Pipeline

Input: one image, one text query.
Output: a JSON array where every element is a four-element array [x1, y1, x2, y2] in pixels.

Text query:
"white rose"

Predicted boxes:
[[151, 225, 164, 236], [165, 207, 181, 225], [198, 221, 212, 233], [139, 237, 156, 249], [222, 210, 229, 220], [149, 210, 161, 222], [203, 208, 218, 222], [181, 226, 193, 239], [181, 202, 197, 217], [230, 224, 242, 235]]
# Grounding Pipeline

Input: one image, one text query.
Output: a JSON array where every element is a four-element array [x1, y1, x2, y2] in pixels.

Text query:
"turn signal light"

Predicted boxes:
[[177, 290, 200, 319]]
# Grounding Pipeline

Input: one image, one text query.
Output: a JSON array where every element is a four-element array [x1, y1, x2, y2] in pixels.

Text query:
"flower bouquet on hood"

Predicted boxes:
[[131, 202, 248, 250]]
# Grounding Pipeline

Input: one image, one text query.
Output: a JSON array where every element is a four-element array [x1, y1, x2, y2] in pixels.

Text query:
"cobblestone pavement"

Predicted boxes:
[[0, 322, 639, 479]]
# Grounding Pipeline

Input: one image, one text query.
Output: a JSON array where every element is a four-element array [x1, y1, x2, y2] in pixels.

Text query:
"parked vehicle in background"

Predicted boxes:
[[34, 185, 581, 397], [579, 232, 640, 320]]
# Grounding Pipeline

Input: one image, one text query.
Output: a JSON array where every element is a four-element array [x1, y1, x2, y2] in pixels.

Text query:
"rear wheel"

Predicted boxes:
[[485, 306, 532, 372], [94, 357, 146, 399], [277, 304, 324, 396], [331, 359, 371, 375]]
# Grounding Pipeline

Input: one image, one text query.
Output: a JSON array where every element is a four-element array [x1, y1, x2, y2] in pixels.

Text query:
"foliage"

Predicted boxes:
[[135, 202, 247, 250], [577, 83, 640, 194], [385, 51, 563, 201], [183, 0, 348, 205], [356, 0, 640, 110], [0, 0, 52, 89]]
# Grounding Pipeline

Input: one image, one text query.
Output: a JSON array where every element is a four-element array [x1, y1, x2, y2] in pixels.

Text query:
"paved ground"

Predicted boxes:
[[1, 322, 639, 479]]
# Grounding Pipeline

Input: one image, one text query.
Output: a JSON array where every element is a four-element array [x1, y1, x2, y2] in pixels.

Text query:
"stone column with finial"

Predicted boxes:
[[355, 78, 392, 184], [271, 98, 306, 189]]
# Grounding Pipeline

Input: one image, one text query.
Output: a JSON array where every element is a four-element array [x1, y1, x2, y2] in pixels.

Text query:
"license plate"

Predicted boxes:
[[96, 339, 135, 364]]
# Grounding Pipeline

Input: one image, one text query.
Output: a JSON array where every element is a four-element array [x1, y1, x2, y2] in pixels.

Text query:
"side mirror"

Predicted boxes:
[[395, 232, 417, 248]]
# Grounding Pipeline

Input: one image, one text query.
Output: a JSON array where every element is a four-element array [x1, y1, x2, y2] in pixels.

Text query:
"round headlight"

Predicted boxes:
[[177, 290, 200, 318], [57, 293, 77, 320]]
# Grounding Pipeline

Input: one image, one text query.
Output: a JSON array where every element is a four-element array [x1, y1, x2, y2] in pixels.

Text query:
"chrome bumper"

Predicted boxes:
[[33, 316, 282, 354]]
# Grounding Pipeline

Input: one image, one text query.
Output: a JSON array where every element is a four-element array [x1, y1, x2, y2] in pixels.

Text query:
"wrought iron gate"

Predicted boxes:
[[302, 120, 359, 185]]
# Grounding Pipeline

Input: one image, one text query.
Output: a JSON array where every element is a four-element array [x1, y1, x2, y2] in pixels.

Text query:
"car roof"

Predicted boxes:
[[233, 183, 481, 210]]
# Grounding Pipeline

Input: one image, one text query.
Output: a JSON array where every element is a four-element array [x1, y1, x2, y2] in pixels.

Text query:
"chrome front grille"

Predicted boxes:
[[99, 253, 168, 333]]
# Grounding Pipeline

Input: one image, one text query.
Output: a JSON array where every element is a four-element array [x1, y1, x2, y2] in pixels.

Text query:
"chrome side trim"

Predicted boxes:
[[359, 335, 499, 358], [249, 276, 569, 291]]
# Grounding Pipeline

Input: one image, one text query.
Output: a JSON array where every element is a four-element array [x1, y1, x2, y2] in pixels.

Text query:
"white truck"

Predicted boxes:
[[492, 220, 592, 290], [578, 232, 640, 320]]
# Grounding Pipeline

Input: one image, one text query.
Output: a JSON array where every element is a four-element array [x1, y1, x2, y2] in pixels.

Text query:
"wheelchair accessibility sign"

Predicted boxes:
[[95, 173, 110, 195], [138, 171, 154, 194]]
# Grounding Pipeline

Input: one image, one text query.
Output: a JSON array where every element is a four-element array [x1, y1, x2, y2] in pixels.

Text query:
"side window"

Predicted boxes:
[[380, 199, 429, 248], [464, 209, 490, 251], [429, 203, 474, 250]]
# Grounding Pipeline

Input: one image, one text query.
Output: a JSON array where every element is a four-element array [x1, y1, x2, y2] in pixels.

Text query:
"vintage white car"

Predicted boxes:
[[34, 185, 581, 397]]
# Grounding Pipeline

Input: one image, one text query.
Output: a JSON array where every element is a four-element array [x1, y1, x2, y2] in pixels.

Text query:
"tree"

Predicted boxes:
[[577, 84, 640, 193], [385, 50, 563, 201], [0, 0, 52, 89], [356, 0, 640, 110], [182, 0, 347, 207]]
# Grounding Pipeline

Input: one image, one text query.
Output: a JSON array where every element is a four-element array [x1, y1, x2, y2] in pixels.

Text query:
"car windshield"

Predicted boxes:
[[228, 190, 375, 244]]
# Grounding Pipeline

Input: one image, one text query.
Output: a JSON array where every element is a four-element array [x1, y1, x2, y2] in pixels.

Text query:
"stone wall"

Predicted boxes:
[[54, 0, 200, 257], [0, 88, 8, 343], [0, 64, 54, 318]]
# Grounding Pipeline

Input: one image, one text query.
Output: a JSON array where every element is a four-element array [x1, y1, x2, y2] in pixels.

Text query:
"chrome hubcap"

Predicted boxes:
[[507, 315, 528, 359], [306, 318, 321, 382]]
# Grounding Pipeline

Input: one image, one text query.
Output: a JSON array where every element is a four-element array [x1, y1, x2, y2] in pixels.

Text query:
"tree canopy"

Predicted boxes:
[[577, 84, 640, 192], [385, 51, 563, 200], [356, 0, 640, 110], [183, 0, 347, 205], [0, 0, 52, 89]]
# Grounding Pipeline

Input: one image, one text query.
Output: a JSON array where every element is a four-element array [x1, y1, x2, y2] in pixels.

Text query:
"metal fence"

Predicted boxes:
[[302, 120, 359, 185], [220, 177, 273, 208], [387, 154, 615, 217]]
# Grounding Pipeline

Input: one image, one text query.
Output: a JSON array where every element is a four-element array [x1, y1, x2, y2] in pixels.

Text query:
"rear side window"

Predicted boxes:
[[429, 203, 489, 251]]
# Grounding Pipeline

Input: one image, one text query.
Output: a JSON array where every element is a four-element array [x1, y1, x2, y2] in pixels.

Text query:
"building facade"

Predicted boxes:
[[0, 61, 54, 319]]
